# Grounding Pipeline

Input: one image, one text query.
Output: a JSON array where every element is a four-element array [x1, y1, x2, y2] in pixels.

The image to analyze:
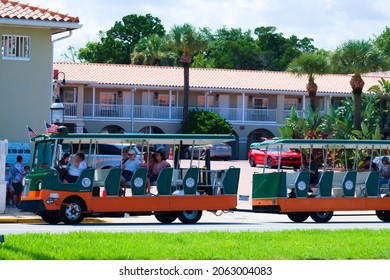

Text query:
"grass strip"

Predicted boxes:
[[1, 229, 390, 260]]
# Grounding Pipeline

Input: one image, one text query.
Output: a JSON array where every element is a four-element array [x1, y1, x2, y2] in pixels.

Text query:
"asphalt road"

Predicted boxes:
[[2, 160, 390, 234]]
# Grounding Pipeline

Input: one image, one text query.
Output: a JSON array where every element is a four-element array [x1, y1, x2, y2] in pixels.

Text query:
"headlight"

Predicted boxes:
[[23, 178, 30, 187], [46, 193, 60, 204]]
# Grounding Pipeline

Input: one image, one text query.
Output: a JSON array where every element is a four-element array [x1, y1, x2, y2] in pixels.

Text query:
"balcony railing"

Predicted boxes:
[[65, 103, 277, 123]]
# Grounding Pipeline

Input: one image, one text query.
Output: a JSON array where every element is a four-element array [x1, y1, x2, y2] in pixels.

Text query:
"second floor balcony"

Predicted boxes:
[[64, 103, 280, 124]]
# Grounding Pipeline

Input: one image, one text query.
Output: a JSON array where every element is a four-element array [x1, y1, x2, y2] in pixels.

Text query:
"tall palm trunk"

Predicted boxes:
[[307, 76, 318, 112], [181, 53, 191, 129], [350, 74, 365, 130]]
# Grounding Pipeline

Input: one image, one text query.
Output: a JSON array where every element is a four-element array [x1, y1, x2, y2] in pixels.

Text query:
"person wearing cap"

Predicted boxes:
[[120, 149, 141, 186], [378, 156, 390, 196]]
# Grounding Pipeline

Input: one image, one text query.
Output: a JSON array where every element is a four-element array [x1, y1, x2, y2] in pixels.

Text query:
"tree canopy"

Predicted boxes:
[[75, 14, 317, 71], [78, 14, 165, 64]]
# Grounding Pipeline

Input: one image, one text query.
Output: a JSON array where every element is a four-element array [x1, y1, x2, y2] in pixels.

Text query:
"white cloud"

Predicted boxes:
[[27, 0, 390, 61]]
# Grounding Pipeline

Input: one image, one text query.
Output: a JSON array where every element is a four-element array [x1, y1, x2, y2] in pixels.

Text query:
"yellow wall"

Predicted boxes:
[[0, 26, 53, 141]]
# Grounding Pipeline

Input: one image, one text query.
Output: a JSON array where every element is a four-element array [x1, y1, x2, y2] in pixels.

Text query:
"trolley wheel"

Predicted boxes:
[[287, 212, 309, 223], [376, 210, 390, 222], [155, 212, 178, 224], [177, 210, 202, 224], [267, 157, 274, 168], [40, 211, 61, 224], [59, 197, 85, 225], [310, 211, 333, 223], [249, 156, 256, 167]]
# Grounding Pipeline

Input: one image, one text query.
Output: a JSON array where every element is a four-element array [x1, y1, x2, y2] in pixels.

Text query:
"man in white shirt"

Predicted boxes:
[[120, 149, 141, 186]]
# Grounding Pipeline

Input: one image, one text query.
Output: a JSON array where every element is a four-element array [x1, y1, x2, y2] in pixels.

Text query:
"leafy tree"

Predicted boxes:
[[207, 27, 261, 69], [287, 51, 331, 111], [254, 26, 316, 71], [78, 14, 165, 64], [374, 26, 390, 64], [330, 40, 388, 131], [183, 109, 232, 134], [167, 24, 209, 127]]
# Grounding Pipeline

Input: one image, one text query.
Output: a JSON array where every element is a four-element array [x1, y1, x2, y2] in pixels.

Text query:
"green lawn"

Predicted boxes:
[[1, 229, 390, 260]]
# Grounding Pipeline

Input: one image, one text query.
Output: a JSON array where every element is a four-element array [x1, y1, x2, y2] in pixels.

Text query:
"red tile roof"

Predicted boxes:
[[0, 0, 79, 22], [53, 62, 387, 95]]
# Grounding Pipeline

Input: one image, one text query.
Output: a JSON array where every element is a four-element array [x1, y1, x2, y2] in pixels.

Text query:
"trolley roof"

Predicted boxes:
[[251, 139, 390, 150], [31, 133, 236, 145]]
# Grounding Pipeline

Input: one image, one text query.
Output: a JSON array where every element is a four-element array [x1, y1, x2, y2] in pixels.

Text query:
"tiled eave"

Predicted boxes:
[[54, 62, 386, 96], [0, 18, 82, 33]]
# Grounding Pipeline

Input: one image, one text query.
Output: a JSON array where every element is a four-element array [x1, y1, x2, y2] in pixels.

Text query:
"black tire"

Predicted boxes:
[[287, 212, 309, 223], [59, 197, 85, 225], [155, 212, 178, 224], [177, 210, 202, 224], [310, 211, 333, 223], [376, 210, 390, 222], [249, 156, 256, 167], [40, 211, 61, 224], [267, 157, 274, 168]]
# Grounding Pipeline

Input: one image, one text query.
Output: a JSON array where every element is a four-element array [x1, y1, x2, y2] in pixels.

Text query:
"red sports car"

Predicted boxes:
[[248, 145, 301, 168]]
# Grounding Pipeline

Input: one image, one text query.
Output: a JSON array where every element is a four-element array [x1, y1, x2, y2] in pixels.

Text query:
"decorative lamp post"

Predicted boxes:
[[50, 96, 64, 126]]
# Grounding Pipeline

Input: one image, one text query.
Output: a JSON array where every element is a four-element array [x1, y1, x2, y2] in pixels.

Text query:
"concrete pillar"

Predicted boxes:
[[75, 123, 85, 133], [76, 86, 84, 119], [276, 94, 285, 124], [238, 136, 248, 160], [0, 140, 8, 213]]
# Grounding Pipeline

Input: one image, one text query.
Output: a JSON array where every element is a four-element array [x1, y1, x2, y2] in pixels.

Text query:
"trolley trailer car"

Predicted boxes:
[[251, 139, 390, 223]]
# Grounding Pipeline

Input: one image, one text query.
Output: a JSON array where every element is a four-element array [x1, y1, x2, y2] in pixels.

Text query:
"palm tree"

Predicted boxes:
[[131, 34, 176, 66], [168, 24, 208, 128], [331, 40, 387, 131], [287, 51, 330, 111]]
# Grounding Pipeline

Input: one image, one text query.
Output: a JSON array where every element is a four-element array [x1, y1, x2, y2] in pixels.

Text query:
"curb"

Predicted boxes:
[[0, 217, 106, 224]]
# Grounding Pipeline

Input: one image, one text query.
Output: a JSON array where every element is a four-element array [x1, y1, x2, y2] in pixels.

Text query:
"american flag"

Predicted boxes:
[[45, 121, 58, 133], [27, 125, 37, 140]]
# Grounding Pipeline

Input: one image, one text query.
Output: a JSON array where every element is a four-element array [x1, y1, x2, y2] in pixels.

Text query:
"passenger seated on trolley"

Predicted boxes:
[[300, 154, 319, 190], [378, 156, 390, 195], [358, 156, 378, 172], [63, 152, 87, 183], [145, 151, 171, 194], [139, 152, 157, 177], [120, 149, 141, 186]]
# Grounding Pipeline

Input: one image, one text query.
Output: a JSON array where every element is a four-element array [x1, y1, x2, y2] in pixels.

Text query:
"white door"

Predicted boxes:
[[141, 91, 153, 118], [219, 95, 230, 119]]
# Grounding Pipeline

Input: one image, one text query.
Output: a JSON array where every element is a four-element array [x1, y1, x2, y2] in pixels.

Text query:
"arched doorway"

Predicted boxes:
[[247, 128, 274, 151], [139, 126, 164, 134], [101, 125, 125, 134]]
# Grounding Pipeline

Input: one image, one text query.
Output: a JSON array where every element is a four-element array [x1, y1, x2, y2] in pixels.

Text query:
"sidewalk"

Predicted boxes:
[[0, 205, 104, 223], [0, 205, 43, 223]]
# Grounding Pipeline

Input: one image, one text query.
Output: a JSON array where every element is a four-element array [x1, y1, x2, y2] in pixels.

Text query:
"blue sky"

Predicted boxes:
[[28, 0, 390, 61]]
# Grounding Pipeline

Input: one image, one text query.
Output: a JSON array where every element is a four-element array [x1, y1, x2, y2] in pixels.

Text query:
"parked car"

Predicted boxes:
[[184, 142, 232, 161], [63, 143, 141, 169], [248, 142, 301, 168]]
